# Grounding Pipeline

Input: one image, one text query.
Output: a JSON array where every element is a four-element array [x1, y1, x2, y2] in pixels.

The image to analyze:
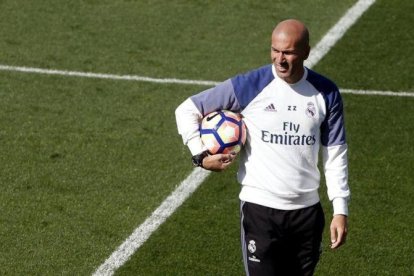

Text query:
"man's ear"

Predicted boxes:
[[304, 45, 311, 60]]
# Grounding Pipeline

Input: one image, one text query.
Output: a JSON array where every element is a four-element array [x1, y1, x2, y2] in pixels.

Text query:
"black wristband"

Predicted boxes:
[[191, 150, 209, 168]]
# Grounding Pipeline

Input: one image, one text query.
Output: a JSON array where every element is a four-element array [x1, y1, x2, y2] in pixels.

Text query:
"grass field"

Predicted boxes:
[[0, 0, 413, 275]]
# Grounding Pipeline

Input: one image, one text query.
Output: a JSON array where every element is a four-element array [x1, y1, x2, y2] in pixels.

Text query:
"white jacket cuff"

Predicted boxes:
[[332, 197, 349, 216]]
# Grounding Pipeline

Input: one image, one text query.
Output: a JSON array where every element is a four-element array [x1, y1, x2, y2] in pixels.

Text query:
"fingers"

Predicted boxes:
[[220, 152, 237, 163], [330, 227, 344, 249], [330, 215, 348, 249], [202, 152, 237, 172]]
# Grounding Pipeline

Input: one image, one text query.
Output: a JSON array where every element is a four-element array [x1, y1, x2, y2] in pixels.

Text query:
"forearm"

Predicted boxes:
[[175, 98, 206, 155], [175, 80, 240, 156], [322, 144, 350, 216]]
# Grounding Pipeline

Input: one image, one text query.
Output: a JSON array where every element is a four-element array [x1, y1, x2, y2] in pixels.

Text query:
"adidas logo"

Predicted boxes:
[[264, 103, 277, 112]]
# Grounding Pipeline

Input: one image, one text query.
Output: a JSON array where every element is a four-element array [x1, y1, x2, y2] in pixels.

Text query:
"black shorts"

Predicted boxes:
[[241, 201, 325, 276]]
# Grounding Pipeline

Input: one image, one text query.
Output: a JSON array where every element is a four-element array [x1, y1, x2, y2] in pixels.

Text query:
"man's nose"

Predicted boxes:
[[276, 52, 285, 62]]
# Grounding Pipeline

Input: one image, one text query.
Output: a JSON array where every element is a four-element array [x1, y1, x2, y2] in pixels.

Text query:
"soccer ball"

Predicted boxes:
[[200, 110, 246, 154]]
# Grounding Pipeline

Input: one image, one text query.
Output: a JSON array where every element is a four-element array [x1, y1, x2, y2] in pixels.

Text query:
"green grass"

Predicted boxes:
[[0, 0, 413, 275], [316, 95, 414, 275], [117, 167, 243, 275], [314, 0, 414, 92], [0, 73, 197, 274], [0, 0, 355, 80]]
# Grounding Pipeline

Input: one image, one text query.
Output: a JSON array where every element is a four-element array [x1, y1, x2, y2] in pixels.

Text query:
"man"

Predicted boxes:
[[175, 19, 350, 275]]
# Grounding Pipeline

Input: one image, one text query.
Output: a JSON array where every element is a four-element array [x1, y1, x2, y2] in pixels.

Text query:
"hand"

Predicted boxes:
[[330, 214, 348, 249], [202, 152, 237, 172]]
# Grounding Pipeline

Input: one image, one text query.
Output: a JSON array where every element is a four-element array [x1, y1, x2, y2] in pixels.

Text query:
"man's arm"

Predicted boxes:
[[330, 214, 348, 249], [202, 152, 237, 172], [322, 144, 350, 249], [175, 80, 241, 171], [175, 98, 206, 156]]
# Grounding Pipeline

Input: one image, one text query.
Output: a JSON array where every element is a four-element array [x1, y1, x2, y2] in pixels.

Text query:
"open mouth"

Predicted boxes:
[[276, 62, 289, 73]]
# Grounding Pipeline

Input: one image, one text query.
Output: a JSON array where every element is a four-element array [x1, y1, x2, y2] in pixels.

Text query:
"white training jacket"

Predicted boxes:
[[176, 65, 350, 215]]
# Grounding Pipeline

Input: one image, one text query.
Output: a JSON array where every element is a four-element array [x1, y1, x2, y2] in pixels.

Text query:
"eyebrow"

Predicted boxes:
[[271, 46, 296, 54]]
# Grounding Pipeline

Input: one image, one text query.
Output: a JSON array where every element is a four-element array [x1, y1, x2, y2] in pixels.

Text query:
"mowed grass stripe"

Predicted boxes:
[[93, 1, 377, 275]]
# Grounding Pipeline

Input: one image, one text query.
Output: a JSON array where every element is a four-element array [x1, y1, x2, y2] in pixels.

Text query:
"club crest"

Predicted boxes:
[[305, 102, 316, 118], [248, 240, 256, 253]]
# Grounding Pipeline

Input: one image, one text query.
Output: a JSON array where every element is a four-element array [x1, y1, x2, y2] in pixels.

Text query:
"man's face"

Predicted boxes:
[[271, 32, 309, 84]]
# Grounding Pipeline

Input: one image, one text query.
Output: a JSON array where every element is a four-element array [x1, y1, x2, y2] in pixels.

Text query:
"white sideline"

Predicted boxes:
[[1, 64, 412, 97], [92, 0, 377, 275], [92, 168, 210, 276], [305, 0, 376, 68], [341, 89, 414, 97], [0, 64, 218, 86]]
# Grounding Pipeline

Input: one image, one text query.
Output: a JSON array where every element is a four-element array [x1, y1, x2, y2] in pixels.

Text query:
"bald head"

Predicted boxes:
[[272, 19, 309, 51], [270, 19, 310, 83]]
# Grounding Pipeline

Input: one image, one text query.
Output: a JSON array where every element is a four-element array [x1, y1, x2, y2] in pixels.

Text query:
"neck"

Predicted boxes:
[[286, 66, 305, 84]]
